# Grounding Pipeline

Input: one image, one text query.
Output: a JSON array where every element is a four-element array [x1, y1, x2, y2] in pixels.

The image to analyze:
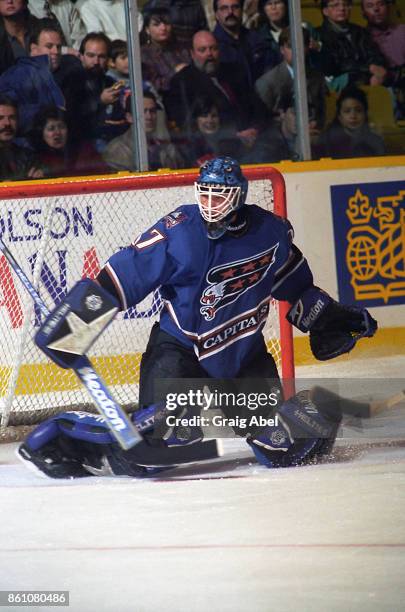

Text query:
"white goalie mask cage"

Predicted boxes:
[[194, 183, 242, 223]]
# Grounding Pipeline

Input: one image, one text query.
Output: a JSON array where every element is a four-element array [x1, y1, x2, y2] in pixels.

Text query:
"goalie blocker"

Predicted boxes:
[[35, 279, 120, 369]]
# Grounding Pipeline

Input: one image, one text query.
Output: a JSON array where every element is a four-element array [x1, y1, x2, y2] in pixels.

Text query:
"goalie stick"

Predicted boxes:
[[0, 238, 141, 450], [310, 386, 405, 418]]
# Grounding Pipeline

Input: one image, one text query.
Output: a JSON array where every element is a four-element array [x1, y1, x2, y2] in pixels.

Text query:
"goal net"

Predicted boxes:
[[0, 166, 294, 441]]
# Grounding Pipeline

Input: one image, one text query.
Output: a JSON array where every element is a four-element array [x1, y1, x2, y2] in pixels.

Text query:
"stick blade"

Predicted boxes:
[[309, 386, 371, 418], [370, 389, 405, 416]]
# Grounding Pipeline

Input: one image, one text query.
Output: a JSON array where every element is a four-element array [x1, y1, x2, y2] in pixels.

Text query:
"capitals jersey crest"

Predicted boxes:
[[200, 245, 279, 321]]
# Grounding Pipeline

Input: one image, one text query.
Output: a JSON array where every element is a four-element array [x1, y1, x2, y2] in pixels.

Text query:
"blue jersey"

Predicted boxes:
[[104, 204, 313, 377]]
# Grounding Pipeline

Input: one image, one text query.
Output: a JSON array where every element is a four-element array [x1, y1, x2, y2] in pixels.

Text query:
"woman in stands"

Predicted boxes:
[[185, 97, 244, 166], [256, 0, 288, 67], [316, 86, 386, 158], [140, 7, 190, 96], [257, 0, 320, 71], [29, 107, 109, 178], [254, 0, 320, 71]]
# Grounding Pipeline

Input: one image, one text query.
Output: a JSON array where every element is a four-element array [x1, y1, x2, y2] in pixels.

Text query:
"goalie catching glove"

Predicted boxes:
[[286, 286, 377, 361]]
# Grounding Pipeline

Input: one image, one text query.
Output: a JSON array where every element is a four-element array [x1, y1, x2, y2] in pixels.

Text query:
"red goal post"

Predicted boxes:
[[0, 166, 294, 439]]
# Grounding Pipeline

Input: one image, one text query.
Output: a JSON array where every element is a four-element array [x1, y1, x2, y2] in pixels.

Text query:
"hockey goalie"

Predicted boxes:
[[18, 157, 377, 478]]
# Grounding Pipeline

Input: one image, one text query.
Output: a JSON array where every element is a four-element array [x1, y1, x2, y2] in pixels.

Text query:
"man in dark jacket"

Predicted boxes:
[[0, 0, 41, 75], [255, 26, 327, 128], [0, 19, 65, 134], [316, 0, 387, 88], [164, 30, 265, 148], [0, 95, 43, 180], [213, 0, 274, 88], [74, 31, 126, 148]]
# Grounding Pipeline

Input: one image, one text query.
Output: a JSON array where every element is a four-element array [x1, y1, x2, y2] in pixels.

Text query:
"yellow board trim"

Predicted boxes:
[[253, 155, 405, 174], [0, 156, 404, 189], [0, 354, 141, 396]]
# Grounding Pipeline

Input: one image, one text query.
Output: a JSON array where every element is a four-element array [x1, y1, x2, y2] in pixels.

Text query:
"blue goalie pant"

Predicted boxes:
[[247, 391, 342, 468], [139, 324, 340, 466], [138, 322, 283, 437]]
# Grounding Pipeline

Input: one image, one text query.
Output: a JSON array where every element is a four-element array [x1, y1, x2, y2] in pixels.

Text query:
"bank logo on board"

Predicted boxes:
[[331, 181, 405, 307]]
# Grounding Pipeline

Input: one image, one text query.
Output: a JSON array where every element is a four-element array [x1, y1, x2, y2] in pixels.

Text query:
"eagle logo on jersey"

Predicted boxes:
[[200, 245, 279, 321]]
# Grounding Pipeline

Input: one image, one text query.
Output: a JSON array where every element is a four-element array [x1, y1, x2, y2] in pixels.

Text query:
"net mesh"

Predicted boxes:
[[0, 170, 291, 441]]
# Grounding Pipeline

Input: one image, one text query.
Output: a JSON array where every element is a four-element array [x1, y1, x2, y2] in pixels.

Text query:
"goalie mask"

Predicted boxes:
[[195, 157, 248, 239]]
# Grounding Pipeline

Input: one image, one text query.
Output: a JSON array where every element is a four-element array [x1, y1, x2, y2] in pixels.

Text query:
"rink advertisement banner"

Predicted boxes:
[[330, 180, 405, 307]]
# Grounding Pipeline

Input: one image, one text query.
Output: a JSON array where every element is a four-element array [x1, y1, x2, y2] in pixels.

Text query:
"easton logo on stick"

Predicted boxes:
[[200, 245, 278, 321], [78, 366, 128, 431]]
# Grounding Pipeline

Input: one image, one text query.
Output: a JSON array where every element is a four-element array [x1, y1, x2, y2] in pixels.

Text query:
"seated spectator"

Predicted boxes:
[[316, 86, 386, 158], [0, 19, 65, 134], [28, 0, 86, 51], [254, 0, 321, 70], [255, 26, 327, 128], [106, 38, 129, 87], [204, 0, 264, 31], [101, 39, 131, 141], [0, 95, 44, 180], [0, 0, 40, 74], [255, 0, 288, 68], [247, 92, 321, 162], [316, 0, 387, 91], [143, 79, 175, 142], [362, 0, 405, 69], [184, 96, 244, 165], [213, 0, 272, 87], [29, 105, 109, 177], [140, 7, 190, 95], [164, 30, 265, 149], [102, 40, 174, 143], [103, 91, 185, 171], [362, 0, 405, 118], [142, 0, 208, 48], [74, 31, 126, 149]]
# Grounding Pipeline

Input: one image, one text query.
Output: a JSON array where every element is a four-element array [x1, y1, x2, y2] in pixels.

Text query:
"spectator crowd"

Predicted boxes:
[[0, 0, 404, 180]]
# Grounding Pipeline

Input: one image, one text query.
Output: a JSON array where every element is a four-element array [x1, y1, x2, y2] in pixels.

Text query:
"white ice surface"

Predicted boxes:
[[1, 356, 404, 612]]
